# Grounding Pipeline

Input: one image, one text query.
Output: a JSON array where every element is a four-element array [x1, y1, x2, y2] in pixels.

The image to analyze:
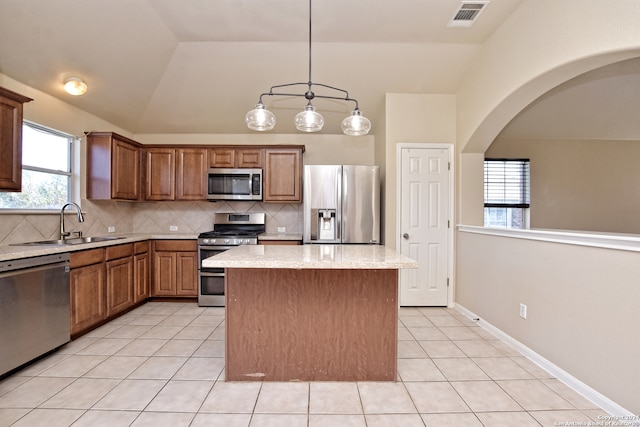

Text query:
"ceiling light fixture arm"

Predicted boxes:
[[244, 0, 371, 135], [255, 82, 361, 110]]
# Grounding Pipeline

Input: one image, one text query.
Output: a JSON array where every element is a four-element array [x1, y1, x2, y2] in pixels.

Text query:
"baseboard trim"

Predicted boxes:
[[455, 303, 638, 422]]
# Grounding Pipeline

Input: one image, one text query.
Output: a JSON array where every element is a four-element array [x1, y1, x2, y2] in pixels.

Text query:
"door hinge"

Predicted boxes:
[[448, 162, 451, 171], [448, 220, 450, 228], [447, 278, 450, 287]]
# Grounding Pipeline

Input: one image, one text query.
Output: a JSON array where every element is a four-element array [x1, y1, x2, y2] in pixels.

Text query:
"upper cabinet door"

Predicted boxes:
[[208, 148, 235, 168], [144, 147, 175, 201], [87, 132, 141, 201], [0, 87, 32, 192], [263, 148, 302, 203], [176, 148, 207, 200], [236, 149, 263, 168], [112, 138, 141, 200]]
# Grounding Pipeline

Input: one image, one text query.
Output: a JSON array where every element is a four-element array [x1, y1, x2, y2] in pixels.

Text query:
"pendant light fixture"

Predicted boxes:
[[245, 0, 371, 136]]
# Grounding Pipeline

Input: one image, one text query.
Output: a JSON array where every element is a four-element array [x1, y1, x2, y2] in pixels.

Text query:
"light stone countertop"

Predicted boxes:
[[258, 233, 303, 241], [0, 233, 198, 262], [202, 244, 418, 270]]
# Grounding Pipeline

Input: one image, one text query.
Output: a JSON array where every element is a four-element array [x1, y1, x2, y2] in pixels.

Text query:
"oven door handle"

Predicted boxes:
[[199, 271, 225, 278], [199, 245, 236, 251]]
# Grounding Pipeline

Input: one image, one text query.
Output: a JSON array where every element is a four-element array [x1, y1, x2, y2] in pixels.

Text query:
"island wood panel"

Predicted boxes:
[[225, 268, 398, 382]]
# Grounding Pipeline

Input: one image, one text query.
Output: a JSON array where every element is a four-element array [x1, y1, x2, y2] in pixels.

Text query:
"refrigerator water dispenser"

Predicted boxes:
[[310, 208, 337, 241]]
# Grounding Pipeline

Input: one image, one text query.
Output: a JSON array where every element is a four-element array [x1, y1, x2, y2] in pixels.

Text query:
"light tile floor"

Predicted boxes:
[[0, 302, 608, 426]]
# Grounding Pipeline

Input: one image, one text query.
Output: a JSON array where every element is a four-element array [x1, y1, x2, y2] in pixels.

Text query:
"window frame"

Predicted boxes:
[[0, 121, 76, 213], [484, 158, 531, 229]]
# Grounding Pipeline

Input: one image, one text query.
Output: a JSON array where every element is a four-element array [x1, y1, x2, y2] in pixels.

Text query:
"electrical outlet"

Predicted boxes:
[[277, 227, 286, 233], [169, 225, 178, 232], [107, 226, 115, 233], [519, 303, 527, 319]]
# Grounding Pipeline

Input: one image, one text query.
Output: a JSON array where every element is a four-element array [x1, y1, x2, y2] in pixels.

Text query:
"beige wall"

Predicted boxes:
[[0, 73, 375, 243], [456, 0, 640, 225], [384, 93, 457, 246], [486, 138, 640, 234], [456, 230, 640, 413], [454, 0, 640, 414]]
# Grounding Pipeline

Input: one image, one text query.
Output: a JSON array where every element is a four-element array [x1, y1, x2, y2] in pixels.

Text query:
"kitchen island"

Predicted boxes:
[[202, 244, 417, 382]]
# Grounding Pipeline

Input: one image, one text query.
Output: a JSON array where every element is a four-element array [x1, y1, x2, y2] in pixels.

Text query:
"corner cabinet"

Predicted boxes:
[[263, 148, 303, 203], [86, 132, 141, 200], [0, 87, 32, 191], [133, 241, 150, 303]]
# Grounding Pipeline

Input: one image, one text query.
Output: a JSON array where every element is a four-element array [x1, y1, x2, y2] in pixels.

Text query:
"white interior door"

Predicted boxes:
[[399, 146, 451, 306]]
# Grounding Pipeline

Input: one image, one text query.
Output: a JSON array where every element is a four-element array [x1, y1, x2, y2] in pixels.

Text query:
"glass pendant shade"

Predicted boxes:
[[341, 110, 371, 136], [295, 104, 324, 132], [245, 103, 276, 131]]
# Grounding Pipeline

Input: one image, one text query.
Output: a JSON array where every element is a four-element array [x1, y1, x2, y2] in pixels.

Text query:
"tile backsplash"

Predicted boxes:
[[0, 200, 302, 245]]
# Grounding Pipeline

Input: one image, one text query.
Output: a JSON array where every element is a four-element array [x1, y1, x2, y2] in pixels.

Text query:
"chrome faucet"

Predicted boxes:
[[60, 202, 85, 239]]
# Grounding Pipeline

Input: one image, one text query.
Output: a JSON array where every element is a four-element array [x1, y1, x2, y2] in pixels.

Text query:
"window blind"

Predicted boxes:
[[484, 159, 530, 208]]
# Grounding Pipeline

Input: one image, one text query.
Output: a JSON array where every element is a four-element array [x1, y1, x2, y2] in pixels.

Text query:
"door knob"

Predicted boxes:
[[403, 233, 409, 239]]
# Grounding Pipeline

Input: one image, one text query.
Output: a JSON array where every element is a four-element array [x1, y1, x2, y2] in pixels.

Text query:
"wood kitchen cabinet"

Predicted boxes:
[[208, 147, 263, 168], [105, 244, 134, 317], [133, 241, 150, 303], [70, 248, 106, 336], [87, 132, 142, 200], [0, 86, 32, 191], [145, 147, 207, 201], [176, 148, 207, 200], [144, 147, 175, 200], [151, 240, 198, 297], [263, 148, 303, 202]]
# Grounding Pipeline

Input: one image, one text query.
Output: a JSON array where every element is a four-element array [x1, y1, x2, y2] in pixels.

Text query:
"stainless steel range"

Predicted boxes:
[[197, 212, 266, 306]]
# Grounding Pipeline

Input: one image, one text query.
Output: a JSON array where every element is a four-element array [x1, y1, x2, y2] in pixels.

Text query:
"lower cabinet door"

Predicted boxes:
[[70, 263, 106, 335], [106, 257, 134, 317], [176, 252, 198, 296], [134, 252, 149, 303]]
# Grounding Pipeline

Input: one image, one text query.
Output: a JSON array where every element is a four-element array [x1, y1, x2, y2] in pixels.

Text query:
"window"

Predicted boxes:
[[484, 158, 530, 229], [0, 122, 74, 210]]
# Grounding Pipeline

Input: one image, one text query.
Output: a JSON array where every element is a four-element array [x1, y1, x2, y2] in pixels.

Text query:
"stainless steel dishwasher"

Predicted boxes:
[[0, 253, 70, 376]]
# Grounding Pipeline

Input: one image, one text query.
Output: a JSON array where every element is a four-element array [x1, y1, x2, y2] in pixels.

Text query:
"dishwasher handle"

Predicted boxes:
[[0, 253, 70, 273]]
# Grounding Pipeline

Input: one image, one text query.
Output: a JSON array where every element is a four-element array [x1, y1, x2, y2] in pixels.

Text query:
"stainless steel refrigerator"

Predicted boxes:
[[303, 165, 380, 244]]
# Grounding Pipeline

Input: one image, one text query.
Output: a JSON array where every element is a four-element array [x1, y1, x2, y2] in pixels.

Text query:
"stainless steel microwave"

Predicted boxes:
[[206, 168, 263, 201]]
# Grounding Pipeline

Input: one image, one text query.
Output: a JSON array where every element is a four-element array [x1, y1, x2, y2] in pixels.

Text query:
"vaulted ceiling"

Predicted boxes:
[[1, 0, 638, 140], [0, 0, 524, 134]]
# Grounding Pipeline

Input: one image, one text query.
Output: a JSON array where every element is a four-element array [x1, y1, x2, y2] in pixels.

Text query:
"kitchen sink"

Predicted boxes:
[[13, 236, 126, 246]]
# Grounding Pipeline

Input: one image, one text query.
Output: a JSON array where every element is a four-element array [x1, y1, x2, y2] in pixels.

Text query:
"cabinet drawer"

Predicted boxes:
[[105, 243, 134, 261], [70, 248, 105, 268], [153, 240, 197, 252], [134, 241, 149, 254]]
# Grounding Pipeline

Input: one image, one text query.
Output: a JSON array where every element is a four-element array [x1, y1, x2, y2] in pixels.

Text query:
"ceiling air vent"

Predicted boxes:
[[448, 1, 489, 28]]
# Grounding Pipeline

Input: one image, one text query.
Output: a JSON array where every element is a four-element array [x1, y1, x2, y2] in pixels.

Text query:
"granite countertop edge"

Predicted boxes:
[[0, 233, 199, 262], [258, 233, 303, 241], [202, 244, 418, 270]]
